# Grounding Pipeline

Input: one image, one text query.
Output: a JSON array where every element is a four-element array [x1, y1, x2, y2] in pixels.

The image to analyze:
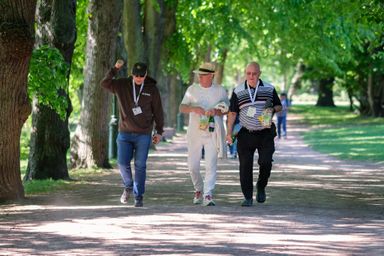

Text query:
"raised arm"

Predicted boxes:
[[100, 59, 124, 93]]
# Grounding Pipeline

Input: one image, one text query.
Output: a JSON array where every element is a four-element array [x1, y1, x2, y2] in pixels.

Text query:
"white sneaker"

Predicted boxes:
[[193, 191, 203, 204], [120, 188, 132, 204], [203, 195, 215, 206]]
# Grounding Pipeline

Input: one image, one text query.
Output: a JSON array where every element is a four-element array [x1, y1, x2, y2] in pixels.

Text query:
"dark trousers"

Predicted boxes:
[[237, 127, 275, 199]]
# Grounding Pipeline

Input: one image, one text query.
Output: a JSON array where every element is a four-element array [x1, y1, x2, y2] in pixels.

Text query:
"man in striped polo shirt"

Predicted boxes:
[[226, 61, 282, 206]]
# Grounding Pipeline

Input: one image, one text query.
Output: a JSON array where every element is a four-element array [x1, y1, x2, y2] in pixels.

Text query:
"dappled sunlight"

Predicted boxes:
[[276, 164, 331, 171], [1, 204, 383, 255], [3, 119, 384, 255], [149, 152, 188, 157]]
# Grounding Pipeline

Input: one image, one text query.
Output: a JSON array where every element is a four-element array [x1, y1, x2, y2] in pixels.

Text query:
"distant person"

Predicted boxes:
[[101, 60, 164, 207], [226, 61, 282, 207], [179, 62, 229, 206], [277, 92, 289, 139]]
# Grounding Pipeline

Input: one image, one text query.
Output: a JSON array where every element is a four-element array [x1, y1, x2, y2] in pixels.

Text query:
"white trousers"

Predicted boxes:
[[187, 132, 217, 197]]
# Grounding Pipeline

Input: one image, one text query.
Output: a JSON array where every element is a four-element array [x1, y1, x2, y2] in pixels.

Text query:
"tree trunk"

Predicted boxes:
[[148, 0, 177, 126], [25, 0, 76, 181], [70, 0, 123, 169], [287, 62, 305, 101], [367, 71, 374, 116], [0, 0, 36, 201], [169, 75, 185, 127], [371, 73, 384, 117], [316, 77, 336, 107], [123, 0, 146, 72], [214, 49, 228, 86]]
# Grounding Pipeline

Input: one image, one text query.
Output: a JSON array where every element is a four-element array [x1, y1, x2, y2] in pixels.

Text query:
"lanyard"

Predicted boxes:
[[246, 81, 258, 104], [132, 79, 144, 106]]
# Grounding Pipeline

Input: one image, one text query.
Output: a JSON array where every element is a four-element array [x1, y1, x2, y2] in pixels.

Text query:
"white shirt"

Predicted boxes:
[[181, 83, 228, 137]]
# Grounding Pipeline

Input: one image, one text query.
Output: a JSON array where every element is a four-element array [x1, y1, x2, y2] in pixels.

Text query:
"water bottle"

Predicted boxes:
[[208, 116, 215, 132]]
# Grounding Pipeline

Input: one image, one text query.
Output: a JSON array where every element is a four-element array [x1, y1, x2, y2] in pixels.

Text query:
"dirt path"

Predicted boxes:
[[1, 116, 383, 255]]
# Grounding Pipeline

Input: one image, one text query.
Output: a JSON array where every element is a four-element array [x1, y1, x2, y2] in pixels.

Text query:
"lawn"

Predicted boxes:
[[290, 105, 384, 162]]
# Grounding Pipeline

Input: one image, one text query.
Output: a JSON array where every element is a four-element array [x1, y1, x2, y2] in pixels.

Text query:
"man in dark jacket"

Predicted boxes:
[[101, 60, 164, 207]]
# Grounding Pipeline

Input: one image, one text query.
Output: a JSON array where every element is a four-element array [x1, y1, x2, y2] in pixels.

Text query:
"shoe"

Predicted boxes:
[[256, 188, 266, 203], [193, 191, 203, 204], [134, 196, 143, 207], [241, 198, 253, 207], [203, 195, 215, 206], [120, 188, 132, 204]]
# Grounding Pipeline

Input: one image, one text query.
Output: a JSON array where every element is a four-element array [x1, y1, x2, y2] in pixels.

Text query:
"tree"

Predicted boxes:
[[71, 0, 123, 168], [123, 0, 179, 126], [25, 0, 76, 181], [316, 78, 336, 107], [123, 0, 146, 73], [0, 0, 37, 201]]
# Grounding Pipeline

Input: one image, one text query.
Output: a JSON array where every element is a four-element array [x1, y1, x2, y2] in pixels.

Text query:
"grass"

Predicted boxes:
[[23, 168, 110, 196], [290, 105, 384, 162], [24, 179, 71, 195]]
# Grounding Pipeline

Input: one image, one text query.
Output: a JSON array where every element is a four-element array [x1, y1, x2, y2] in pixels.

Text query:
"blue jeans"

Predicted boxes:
[[277, 115, 287, 138], [117, 132, 151, 198]]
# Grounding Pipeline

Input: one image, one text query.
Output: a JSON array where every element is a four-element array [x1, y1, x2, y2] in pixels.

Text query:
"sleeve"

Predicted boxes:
[[180, 86, 192, 105], [100, 67, 119, 93], [229, 89, 239, 113], [152, 86, 164, 135], [272, 88, 282, 106]]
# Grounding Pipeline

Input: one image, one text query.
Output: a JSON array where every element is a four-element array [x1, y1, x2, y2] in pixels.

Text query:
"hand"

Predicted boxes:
[[226, 134, 233, 145], [115, 59, 124, 70], [152, 134, 162, 145], [193, 107, 206, 115], [205, 109, 216, 116]]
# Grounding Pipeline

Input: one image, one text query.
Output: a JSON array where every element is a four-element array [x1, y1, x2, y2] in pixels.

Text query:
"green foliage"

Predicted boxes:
[[20, 117, 31, 174], [69, 0, 89, 119], [28, 45, 69, 120], [70, 0, 88, 90], [291, 105, 384, 162], [175, 0, 252, 82]]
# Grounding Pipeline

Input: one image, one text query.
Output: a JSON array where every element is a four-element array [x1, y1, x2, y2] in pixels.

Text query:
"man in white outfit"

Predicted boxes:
[[179, 62, 229, 206]]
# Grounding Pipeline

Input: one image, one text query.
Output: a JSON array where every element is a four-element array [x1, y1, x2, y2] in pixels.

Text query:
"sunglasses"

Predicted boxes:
[[133, 74, 146, 78]]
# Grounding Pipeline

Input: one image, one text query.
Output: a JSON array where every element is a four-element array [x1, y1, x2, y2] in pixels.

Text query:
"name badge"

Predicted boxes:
[[247, 107, 256, 117], [132, 106, 142, 115]]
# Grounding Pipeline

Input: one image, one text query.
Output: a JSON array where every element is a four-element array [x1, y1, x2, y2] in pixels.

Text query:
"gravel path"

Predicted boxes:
[[1, 115, 383, 255]]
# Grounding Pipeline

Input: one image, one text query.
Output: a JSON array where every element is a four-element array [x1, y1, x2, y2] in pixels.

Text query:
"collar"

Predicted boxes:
[[244, 79, 263, 89]]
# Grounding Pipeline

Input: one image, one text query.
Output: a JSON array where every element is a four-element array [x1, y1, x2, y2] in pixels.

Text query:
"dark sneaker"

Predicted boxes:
[[134, 197, 143, 207], [120, 188, 132, 204], [241, 198, 253, 207], [193, 191, 203, 204], [203, 195, 215, 206], [256, 189, 266, 203]]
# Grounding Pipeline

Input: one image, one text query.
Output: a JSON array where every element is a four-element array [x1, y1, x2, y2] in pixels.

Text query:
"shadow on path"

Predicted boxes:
[[1, 116, 383, 255]]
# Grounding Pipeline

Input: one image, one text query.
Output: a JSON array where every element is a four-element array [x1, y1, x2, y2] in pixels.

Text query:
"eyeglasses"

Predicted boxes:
[[246, 72, 259, 76], [133, 74, 146, 78]]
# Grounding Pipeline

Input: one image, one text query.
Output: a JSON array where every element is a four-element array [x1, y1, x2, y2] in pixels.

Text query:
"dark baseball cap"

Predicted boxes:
[[132, 62, 147, 76]]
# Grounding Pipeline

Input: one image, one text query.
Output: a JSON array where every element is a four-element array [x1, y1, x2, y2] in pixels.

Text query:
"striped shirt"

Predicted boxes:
[[229, 80, 281, 131]]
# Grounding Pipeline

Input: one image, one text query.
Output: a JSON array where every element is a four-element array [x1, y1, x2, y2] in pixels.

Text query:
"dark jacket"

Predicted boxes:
[[101, 68, 164, 135]]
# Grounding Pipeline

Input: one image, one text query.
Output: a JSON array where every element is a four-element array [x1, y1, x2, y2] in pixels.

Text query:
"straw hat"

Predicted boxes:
[[193, 62, 216, 75]]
